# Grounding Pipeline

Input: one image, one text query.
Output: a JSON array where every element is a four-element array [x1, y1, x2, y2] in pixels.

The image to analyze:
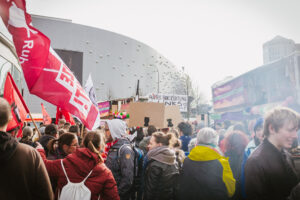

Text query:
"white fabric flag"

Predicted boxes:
[[84, 74, 97, 106]]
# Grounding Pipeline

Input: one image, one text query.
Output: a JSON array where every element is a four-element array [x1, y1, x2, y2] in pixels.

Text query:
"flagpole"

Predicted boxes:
[[81, 124, 84, 139], [28, 112, 42, 139]]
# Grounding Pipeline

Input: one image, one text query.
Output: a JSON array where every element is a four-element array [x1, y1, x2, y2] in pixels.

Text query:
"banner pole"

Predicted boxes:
[[81, 124, 84, 139], [28, 112, 41, 139]]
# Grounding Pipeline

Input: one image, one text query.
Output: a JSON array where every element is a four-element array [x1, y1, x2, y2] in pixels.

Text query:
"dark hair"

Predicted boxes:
[[69, 125, 79, 134], [83, 131, 104, 163], [45, 124, 58, 136], [0, 98, 11, 127], [147, 125, 157, 136], [63, 122, 71, 129], [20, 127, 35, 147], [136, 127, 144, 142], [152, 132, 174, 146], [177, 122, 192, 136], [48, 132, 76, 154]]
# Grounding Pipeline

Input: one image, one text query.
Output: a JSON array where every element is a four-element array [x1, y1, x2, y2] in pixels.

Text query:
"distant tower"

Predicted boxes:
[[263, 36, 296, 64]]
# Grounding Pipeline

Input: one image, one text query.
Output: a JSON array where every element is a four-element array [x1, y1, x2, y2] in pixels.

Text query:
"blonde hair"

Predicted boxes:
[[264, 107, 300, 137]]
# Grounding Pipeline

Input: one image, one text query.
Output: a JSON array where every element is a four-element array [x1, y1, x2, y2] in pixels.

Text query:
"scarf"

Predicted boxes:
[[147, 146, 176, 165]]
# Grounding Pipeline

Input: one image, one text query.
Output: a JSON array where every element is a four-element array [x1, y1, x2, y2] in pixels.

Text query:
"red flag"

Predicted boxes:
[[3, 72, 29, 135], [55, 107, 75, 125], [41, 103, 51, 125], [0, 0, 100, 130]]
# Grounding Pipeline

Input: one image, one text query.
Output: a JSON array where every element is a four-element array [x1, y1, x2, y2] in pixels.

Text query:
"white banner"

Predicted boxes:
[[148, 93, 188, 112]]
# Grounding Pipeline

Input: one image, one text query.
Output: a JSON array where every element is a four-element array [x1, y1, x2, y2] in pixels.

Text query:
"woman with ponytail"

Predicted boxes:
[[37, 131, 120, 200], [143, 132, 179, 200], [47, 133, 77, 160]]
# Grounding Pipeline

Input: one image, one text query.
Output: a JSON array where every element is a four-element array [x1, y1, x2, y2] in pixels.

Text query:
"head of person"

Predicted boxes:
[[105, 119, 127, 143], [224, 131, 249, 155], [264, 107, 300, 149], [169, 128, 180, 138], [233, 123, 247, 134], [45, 124, 58, 138], [136, 127, 144, 143], [22, 126, 33, 141], [48, 132, 78, 155], [148, 132, 174, 151], [58, 119, 66, 129], [197, 127, 219, 147], [83, 131, 104, 162], [0, 98, 11, 131], [69, 125, 79, 136], [63, 122, 71, 130], [177, 122, 192, 136], [254, 118, 264, 145], [147, 125, 157, 136]]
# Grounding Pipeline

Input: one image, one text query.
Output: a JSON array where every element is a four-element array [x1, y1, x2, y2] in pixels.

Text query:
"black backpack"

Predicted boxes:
[[118, 143, 144, 195]]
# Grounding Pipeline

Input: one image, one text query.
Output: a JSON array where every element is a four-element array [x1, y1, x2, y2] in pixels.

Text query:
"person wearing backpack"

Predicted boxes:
[[37, 130, 120, 200], [104, 119, 135, 200], [144, 132, 179, 200]]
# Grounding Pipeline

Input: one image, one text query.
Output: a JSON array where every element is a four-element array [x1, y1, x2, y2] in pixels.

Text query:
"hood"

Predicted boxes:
[[0, 131, 18, 163], [106, 119, 127, 140], [65, 148, 100, 175], [111, 138, 131, 149], [148, 146, 176, 165], [188, 145, 224, 161]]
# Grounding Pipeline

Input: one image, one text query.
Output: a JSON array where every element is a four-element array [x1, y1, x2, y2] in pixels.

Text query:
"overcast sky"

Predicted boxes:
[[25, 0, 300, 102]]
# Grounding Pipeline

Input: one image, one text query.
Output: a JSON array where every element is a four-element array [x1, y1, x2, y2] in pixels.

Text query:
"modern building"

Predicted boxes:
[[0, 15, 186, 116]]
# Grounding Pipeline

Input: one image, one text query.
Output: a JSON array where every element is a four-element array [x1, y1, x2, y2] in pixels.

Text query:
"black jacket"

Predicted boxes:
[[245, 139, 299, 200], [179, 145, 235, 200], [144, 159, 179, 200], [39, 134, 56, 156], [106, 138, 135, 200]]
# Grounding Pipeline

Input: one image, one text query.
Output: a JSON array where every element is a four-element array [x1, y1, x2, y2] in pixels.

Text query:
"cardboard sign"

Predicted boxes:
[[129, 102, 182, 128]]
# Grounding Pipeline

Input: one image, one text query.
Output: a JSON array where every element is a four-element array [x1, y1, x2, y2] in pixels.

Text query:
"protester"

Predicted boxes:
[[0, 97, 54, 199], [178, 122, 192, 153], [19, 126, 37, 147], [244, 107, 300, 199], [179, 127, 236, 200], [139, 125, 157, 154], [63, 122, 71, 132], [39, 124, 58, 156], [172, 137, 185, 171], [143, 132, 179, 200], [37, 130, 120, 200], [105, 119, 135, 200], [47, 132, 78, 160], [69, 124, 82, 145], [223, 131, 249, 199], [58, 119, 66, 129]]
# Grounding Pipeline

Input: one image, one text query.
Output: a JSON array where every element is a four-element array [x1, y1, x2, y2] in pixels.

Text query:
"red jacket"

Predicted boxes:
[[38, 148, 120, 200]]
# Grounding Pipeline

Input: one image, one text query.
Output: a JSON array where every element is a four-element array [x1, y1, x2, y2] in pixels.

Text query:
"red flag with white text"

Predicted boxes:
[[3, 72, 29, 136], [41, 103, 51, 125], [0, 0, 100, 130]]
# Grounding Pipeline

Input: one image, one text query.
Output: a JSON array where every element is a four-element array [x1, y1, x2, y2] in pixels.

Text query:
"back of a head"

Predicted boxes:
[[233, 123, 246, 134], [63, 122, 71, 130], [178, 122, 192, 136], [197, 127, 219, 146], [152, 131, 174, 147], [83, 131, 104, 162], [0, 98, 11, 128], [224, 131, 249, 154], [22, 127, 33, 138], [48, 132, 76, 153], [69, 125, 79, 134], [264, 106, 300, 138], [45, 124, 58, 136], [147, 125, 157, 136]]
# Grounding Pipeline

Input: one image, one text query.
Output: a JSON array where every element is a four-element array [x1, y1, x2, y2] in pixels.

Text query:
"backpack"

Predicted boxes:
[[59, 160, 94, 200], [118, 143, 144, 194]]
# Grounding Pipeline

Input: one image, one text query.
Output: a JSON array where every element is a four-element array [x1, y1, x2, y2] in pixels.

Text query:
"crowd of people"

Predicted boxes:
[[1, 96, 300, 199]]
